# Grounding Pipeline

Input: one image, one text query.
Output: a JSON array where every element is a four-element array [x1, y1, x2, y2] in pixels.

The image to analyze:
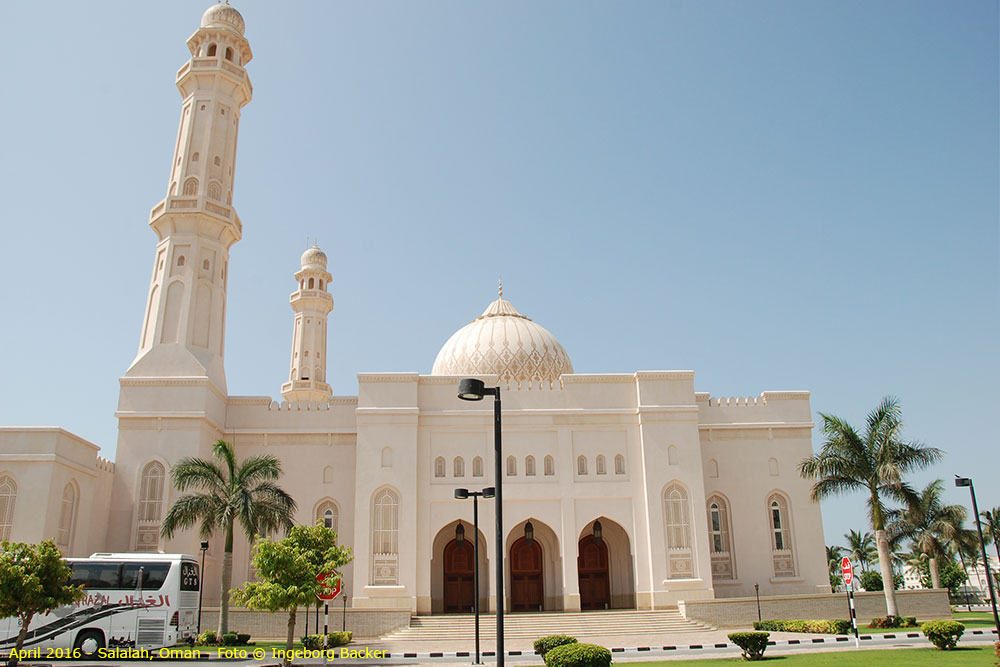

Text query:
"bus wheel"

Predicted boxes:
[[74, 630, 105, 657]]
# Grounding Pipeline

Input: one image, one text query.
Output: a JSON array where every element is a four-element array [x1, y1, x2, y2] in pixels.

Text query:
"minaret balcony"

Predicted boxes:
[[290, 290, 334, 309], [150, 195, 243, 244]]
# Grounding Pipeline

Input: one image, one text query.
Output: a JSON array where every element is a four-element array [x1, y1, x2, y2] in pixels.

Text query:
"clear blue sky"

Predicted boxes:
[[0, 0, 996, 549]]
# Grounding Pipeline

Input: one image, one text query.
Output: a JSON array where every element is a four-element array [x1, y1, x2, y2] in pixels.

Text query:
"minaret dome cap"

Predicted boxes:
[[201, 2, 246, 36], [301, 244, 328, 270]]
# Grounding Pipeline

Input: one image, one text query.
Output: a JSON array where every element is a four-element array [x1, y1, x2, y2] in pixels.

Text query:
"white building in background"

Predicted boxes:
[[0, 3, 830, 614]]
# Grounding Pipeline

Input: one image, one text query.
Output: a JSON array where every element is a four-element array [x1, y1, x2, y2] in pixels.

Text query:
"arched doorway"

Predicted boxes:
[[443, 538, 475, 612], [510, 536, 543, 611], [578, 534, 610, 610]]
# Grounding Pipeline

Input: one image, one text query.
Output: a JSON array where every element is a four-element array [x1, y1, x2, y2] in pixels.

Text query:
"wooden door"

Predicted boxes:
[[510, 537, 543, 611], [443, 539, 475, 613], [578, 535, 610, 610]]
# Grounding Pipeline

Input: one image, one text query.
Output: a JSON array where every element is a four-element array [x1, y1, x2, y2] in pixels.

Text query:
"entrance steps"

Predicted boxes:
[[382, 609, 714, 641]]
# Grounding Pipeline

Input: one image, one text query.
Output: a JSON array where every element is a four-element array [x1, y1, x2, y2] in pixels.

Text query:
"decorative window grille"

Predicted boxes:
[[544, 456, 555, 476], [577, 456, 588, 475], [663, 483, 693, 579], [434, 457, 445, 478], [769, 493, 795, 577], [316, 500, 339, 534], [506, 456, 516, 476], [371, 488, 399, 585], [525, 456, 536, 476], [614, 454, 625, 475], [473, 456, 483, 477], [706, 495, 734, 580], [0, 476, 17, 541], [596, 455, 606, 475], [454, 457, 465, 477], [57, 483, 77, 548], [135, 462, 165, 552]]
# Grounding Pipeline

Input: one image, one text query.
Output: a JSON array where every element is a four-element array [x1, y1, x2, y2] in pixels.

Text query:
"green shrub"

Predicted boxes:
[[870, 615, 917, 629], [197, 630, 218, 645], [921, 620, 964, 650], [543, 643, 611, 667], [326, 631, 352, 648], [728, 632, 769, 661], [236, 633, 251, 645], [221, 632, 239, 646], [534, 635, 578, 657], [752, 619, 850, 634], [301, 634, 325, 650]]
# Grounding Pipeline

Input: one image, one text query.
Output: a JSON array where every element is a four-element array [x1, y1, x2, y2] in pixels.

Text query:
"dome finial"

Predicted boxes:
[[498, 277, 503, 299]]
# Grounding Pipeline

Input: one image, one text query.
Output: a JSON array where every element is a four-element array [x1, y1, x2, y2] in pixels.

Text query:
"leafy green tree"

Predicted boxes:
[[843, 529, 877, 572], [798, 396, 942, 618], [0, 541, 85, 667], [231, 523, 352, 667], [886, 479, 966, 589], [915, 556, 967, 597], [161, 439, 296, 635], [827, 545, 845, 590], [981, 507, 1000, 571], [859, 569, 903, 592]]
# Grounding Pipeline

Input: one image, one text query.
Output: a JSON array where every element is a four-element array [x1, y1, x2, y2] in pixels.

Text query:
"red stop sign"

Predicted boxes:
[[841, 557, 854, 586], [316, 572, 341, 601]]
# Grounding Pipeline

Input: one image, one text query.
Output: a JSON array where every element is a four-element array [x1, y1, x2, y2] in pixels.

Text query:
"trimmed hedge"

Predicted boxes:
[[197, 630, 217, 645], [921, 620, 964, 650], [728, 632, 769, 661], [221, 632, 239, 646], [870, 615, 917, 629], [534, 635, 578, 657], [753, 619, 851, 634], [543, 643, 611, 667], [327, 631, 353, 648]]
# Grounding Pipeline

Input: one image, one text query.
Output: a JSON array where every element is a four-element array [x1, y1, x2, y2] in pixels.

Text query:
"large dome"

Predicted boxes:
[[432, 296, 573, 390]]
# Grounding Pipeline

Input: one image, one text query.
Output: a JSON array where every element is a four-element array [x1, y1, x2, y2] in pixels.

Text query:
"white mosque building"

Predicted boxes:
[[0, 3, 829, 615]]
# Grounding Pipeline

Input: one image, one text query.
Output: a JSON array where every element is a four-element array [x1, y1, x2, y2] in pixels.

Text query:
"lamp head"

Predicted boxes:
[[955, 477, 972, 487], [458, 378, 486, 401], [482, 487, 496, 498], [455, 488, 470, 499], [200, 540, 209, 551], [524, 521, 534, 544], [593, 520, 603, 542], [456, 522, 466, 543]]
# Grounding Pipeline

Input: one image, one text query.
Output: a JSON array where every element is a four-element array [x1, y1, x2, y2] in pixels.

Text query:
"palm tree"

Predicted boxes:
[[981, 507, 1000, 571], [886, 479, 966, 589], [161, 439, 297, 635], [843, 529, 877, 572], [827, 544, 845, 573], [798, 396, 942, 618]]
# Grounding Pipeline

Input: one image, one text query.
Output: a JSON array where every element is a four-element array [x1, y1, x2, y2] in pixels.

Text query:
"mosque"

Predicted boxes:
[[0, 3, 830, 615]]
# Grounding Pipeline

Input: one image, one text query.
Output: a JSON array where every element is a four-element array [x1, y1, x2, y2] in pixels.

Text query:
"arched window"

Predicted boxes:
[[0, 475, 17, 541], [316, 500, 339, 534], [769, 492, 795, 577], [208, 181, 222, 200], [381, 446, 392, 468], [191, 152, 199, 162], [308, 277, 315, 289], [577, 455, 588, 475], [544, 455, 555, 476], [506, 456, 516, 476], [663, 483, 693, 579], [300, 366, 310, 380], [596, 455, 606, 475], [183, 177, 198, 195], [207, 43, 217, 57], [768, 458, 779, 476], [667, 445, 679, 465], [371, 488, 399, 585], [706, 495, 734, 580], [454, 457, 465, 477], [525, 456, 536, 476], [472, 456, 483, 477], [708, 458, 719, 478], [135, 462, 165, 552], [57, 482, 77, 548], [614, 454, 625, 475], [225, 47, 234, 62], [434, 457, 445, 478], [176, 255, 185, 267], [319, 280, 324, 289]]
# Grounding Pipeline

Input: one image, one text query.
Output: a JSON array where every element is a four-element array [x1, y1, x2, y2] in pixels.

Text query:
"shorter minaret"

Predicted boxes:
[[281, 245, 334, 402]]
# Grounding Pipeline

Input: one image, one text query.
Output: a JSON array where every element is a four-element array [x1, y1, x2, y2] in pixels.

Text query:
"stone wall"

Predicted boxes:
[[678, 589, 950, 628], [199, 608, 411, 639]]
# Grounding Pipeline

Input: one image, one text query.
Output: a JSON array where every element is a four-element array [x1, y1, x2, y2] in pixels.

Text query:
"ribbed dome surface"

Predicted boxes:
[[300, 244, 327, 270], [432, 297, 573, 390], [202, 3, 246, 35]]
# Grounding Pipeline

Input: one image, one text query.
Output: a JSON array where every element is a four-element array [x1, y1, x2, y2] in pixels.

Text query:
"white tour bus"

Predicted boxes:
[[0, 553, 199, 656]]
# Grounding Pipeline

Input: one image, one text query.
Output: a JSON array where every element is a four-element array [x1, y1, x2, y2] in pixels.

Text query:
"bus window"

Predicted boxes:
[[70, 562, 121, 588], [180, 562, 199, 591], [121, 562, 170, 591]]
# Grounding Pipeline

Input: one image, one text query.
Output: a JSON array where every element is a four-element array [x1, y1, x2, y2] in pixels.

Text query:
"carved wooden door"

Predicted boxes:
[[510, 537, 543, 611], [443, 539, 475, 612], [577, 535, 610, 610]]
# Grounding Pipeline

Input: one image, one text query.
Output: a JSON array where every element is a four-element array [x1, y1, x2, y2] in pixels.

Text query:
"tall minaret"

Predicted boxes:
[[281, 245, 334, 403], [126, 2, 253, 392]]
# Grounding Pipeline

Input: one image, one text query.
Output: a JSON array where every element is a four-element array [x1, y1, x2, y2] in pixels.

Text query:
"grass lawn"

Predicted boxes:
[[634, 646, 994, 666]]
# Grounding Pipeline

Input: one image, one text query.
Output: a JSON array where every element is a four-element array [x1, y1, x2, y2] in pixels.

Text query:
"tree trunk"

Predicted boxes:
[[875, 529, 899, 618], [929, 556, 941, 590], [284, 609, 297, 667], [218, 521, 235, 636], [8, 612, 33, 667]]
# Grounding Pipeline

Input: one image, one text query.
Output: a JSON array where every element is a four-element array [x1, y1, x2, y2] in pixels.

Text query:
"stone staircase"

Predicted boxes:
[[382, 609, 714, 641]]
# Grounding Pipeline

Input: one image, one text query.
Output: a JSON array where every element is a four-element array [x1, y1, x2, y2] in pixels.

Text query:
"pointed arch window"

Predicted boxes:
[[769, 492, 796, 577], [434, 457, 445, 478], [663, 483, 693, 579], [544, 455, 554, 476], [207, 43, 217, 57], [596, 455, 606, 475], [135, 462, 165, 552], [316, 500, 339, 534], [472, 456, 483, 477], [0, 475, 17, 541], [454, 457, 465, 477], [577, 455, 588, 475], [506, 456, 516, 476], [183, 178, 198, 196], [706, 495, 734, 581], [371, 488, 399, 585], [525, 456, 536, 476], [614, 454, 625, 475], [57, 483, 77, 549], [225, 47, 234, 62]]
